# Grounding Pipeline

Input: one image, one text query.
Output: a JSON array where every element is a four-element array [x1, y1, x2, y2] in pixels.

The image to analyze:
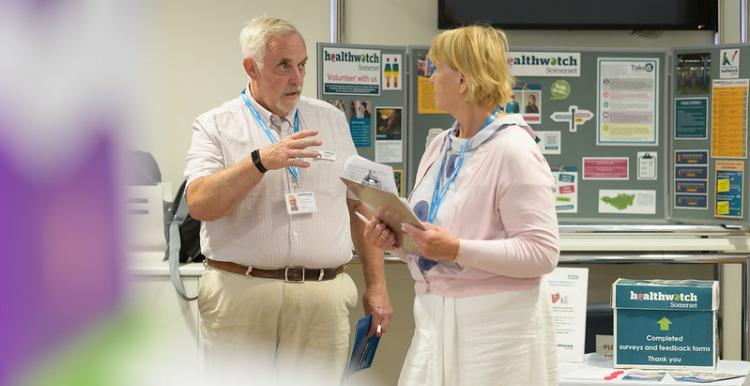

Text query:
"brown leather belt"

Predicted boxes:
[[206, 259, 345, 282]]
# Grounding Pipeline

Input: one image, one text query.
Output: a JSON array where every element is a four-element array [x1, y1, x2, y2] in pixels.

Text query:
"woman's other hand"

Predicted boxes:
[[402, 223, 459, 261], [364, 217, 400, 250]]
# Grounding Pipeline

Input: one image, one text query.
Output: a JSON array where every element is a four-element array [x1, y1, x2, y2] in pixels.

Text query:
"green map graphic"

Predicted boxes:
[[601, 194, 635, 210]]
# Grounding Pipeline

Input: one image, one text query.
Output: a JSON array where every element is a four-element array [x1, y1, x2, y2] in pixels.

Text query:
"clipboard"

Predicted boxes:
[[341, 177, 423, 255]]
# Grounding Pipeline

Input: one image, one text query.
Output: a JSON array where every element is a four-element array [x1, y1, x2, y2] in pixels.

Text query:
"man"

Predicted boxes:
[[504, 93, 520, 114], [184, 16, 392, 384]]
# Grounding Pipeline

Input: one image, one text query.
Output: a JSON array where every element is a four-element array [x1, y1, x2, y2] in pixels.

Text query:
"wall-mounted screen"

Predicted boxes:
[[438, 0, 718, 31]]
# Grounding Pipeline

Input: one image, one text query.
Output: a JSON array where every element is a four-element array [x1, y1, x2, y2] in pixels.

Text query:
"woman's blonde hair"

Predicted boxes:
[[427, 25, 514, 107]]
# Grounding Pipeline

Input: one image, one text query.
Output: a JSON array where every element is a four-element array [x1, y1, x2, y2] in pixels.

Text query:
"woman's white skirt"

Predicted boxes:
[[398, 284, 558, 386]]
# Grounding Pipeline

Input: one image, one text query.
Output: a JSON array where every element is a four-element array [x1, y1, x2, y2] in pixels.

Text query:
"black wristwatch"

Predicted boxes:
[[251, 149, 268, 174]]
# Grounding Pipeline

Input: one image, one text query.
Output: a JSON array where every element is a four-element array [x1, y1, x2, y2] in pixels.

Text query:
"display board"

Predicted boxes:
[[670, 44, 750, 227], [316, 43, 409, 197], [408, 47, 670, 223], [319, 43, 750, 226]]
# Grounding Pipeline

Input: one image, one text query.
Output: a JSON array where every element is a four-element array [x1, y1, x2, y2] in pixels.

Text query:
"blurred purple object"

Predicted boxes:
[[0, 130, 123, 386]]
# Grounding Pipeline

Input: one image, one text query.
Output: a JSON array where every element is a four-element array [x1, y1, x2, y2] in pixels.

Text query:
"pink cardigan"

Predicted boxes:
[[402, 117, 560, 298]]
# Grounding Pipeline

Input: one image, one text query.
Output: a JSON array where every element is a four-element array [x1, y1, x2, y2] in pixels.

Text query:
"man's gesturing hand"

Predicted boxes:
[[259, 129, 322, 170]]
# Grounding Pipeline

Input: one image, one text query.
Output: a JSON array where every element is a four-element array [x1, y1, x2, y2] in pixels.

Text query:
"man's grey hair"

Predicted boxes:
[[239, 17, 302, 64]]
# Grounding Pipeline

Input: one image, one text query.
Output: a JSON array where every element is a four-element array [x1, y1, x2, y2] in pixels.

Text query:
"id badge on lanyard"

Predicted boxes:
[[241, 90, 318, 215]]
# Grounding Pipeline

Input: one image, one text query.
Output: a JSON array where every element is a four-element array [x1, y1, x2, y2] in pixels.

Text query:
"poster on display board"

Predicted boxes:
[[711, 79, 748, 159], [674, 150, 709, 210], [714, 160, 744, 219], [550, 105, 594, 133], [552, 166, 578, 213], [676, 53, 711, 96], [598, 189, 656, 215], [508, 52, 581, 77], [382, 54, 402, 90], [636, 152, 657, 180], [327, 99, 372, 148], [597, 58, 659, 146], [674, 97, 708, 140], [415, 54, 445, 114], [719, 48, 740, 79], [582, 157, 629, 180], [322, 47, 381, 96], [375, 107, 403, 163], [512, 83, 542, 124]]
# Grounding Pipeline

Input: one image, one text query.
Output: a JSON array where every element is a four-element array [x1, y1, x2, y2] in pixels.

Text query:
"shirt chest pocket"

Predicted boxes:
[[301, 158, 346, 196]]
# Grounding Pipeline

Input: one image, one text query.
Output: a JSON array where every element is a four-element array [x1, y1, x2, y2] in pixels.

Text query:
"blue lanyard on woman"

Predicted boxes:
[[241, 89, 301, 185], [427, 106, 500, 224]]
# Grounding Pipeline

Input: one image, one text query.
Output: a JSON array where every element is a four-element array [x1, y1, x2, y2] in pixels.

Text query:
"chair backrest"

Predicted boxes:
[[126, 150, 161, 186]]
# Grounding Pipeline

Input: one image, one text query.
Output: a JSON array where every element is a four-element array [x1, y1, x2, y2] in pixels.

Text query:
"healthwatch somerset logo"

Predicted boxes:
[[630, 291, 697, 302], [324, 50, 380, 64], [509, 52, 581, 77]]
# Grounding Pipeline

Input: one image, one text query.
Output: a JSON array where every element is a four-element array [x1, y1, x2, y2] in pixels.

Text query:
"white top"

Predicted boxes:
[[400, 114, 560, 297], [184, 88, 358, 268]]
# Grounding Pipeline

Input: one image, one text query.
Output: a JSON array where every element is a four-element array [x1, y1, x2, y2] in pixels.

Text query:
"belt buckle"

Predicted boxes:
[[284, 266, 305, 283]]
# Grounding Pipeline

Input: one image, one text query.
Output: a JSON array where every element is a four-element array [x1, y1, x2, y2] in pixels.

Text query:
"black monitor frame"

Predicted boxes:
[[438, 0, 718, 31]]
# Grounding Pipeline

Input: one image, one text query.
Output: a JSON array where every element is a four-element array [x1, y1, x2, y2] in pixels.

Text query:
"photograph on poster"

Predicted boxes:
[[417, 54, 444, 114], [676, 53, 711, 96], [504, 93, 521, 113], [326, 99, 349, 120], [416, 54, 436, 77], [375, 107, 402, 140], [523, 92, 540, 114], [351, 100, 372, 119], [348, 100, 372, 148], [393, 169, 404, 197], [509, 83, 542, 123]]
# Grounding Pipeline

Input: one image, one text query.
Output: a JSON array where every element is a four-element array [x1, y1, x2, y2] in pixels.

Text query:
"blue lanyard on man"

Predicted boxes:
[[241, 89, 301, 186], [418, 105, 500, 271]]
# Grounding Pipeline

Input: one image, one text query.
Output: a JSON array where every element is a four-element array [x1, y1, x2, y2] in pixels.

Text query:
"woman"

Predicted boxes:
[[525, 93, 540, 113], [364, 25, 559, 385]]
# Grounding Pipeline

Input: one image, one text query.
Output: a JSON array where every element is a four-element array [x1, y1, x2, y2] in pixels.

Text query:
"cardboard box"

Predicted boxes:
[[611, 279, 719, 370]]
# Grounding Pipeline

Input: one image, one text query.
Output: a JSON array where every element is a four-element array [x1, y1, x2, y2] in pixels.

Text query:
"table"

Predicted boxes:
[[560, 353, 750, 385], [557, 251, 750, 360]]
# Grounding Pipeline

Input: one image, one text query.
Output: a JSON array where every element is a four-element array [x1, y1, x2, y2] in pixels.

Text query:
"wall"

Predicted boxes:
[[132, 0, 329, 190]]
